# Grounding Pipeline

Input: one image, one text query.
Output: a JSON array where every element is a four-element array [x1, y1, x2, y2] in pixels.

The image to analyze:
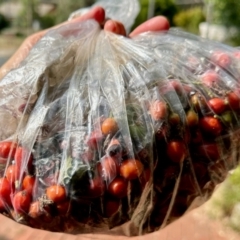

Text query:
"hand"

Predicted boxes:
[[0, 6, 169, 80], [0, 203, 238, 240]]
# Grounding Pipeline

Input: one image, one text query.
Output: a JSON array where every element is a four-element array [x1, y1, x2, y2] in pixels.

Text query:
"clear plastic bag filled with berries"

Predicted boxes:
[[2, 18, 240, 237], [132, 29, 240, 229]]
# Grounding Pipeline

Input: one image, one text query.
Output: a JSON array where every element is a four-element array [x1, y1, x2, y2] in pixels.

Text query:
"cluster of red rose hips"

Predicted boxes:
[[0, 115, 149, 227], [1, 41, 240, 233], [146, 49, 240, 226]]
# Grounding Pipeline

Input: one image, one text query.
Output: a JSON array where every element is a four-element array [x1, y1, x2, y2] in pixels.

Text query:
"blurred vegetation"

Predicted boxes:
[[54, 0, 94, 24], [226, 35, 240, 47], [204, 0, 240, 27], [204, 0, 240, 46], [173, 7, 205, 34], [14, 0, 40, 29], [12, 0, 94, 31], [133, 0, 206, 35], [1, 0, 207, 37], [0, 13, 9, 31], [39, 14, 56, 29], [132, 0, 179, 30], [54, 1, 81, 24]]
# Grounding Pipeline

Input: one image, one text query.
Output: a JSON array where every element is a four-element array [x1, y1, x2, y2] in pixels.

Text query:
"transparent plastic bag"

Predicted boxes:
[[1, 18, 240, 236], [68, 0, 140, 34]]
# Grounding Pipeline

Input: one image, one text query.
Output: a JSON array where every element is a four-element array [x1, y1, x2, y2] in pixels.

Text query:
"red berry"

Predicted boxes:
[[88, 177, 105, 198], [120, 159, 144, 180], [150, 100, 167, 121], [28, 201, 41, 218], [104, 199, 120, 217], [22, 175, 36, 195], [211, 51, 231, 68], [14, 147, 33, 172], [28, 201, 50, 218], [160, 80, 183, 95], [167, 140, 186, 163], [201, 70, 219, 87], [208, 97, 226, 114], [87, 130, 103, 149], [108, 177, 129, 198], [100, 156, 119, 182], [196, 143, 220, 161], [170, 80, 182, 92], [0, 177, 11, 204], [46, 185, 66, 204], [227, 92, 240, 110], [199, 116, 222, 137], [6, 164, 20, 185], [0, 142, 17, 159], [13, 190, 31, 213], [101, 118, 118, 135]]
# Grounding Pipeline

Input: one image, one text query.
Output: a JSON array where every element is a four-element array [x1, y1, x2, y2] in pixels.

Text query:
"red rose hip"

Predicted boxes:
[[167, 140, 186, 163], [101, 118, 118, 135], [201, 70, 219, 87], [6, 164, 20, 185], [120, 159, 143, 180], [108, 177, 128, 198], [211, 51, 231, 68], [88, 177, 105, 198], [13, 190, 31, 213], [199, 116, 222, 137], [150, 100, 167, 121], [22, 175, 36, 194], [227, 92, 240, 110], [196, 143, 220, 161], [14, 147, 33, 171], [104, 199, 120, 217], [208, 97, 226, 114], [0, 141, 17, 159], [46, 185, 66, 204], [0, 177, 11, 204]]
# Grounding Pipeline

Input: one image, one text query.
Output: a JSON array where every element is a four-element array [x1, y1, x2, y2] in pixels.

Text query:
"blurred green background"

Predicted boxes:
[[0, 0, 240, 65]]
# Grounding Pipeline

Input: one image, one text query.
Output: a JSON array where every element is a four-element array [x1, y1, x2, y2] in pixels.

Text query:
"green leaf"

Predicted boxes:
[[69, 165, 93, 199], [126, 104, 146, 144]]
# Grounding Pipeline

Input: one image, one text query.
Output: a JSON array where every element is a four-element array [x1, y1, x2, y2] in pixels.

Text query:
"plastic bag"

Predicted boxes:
[[1, 17, 240, 236], [68, 0, 140, 34]]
